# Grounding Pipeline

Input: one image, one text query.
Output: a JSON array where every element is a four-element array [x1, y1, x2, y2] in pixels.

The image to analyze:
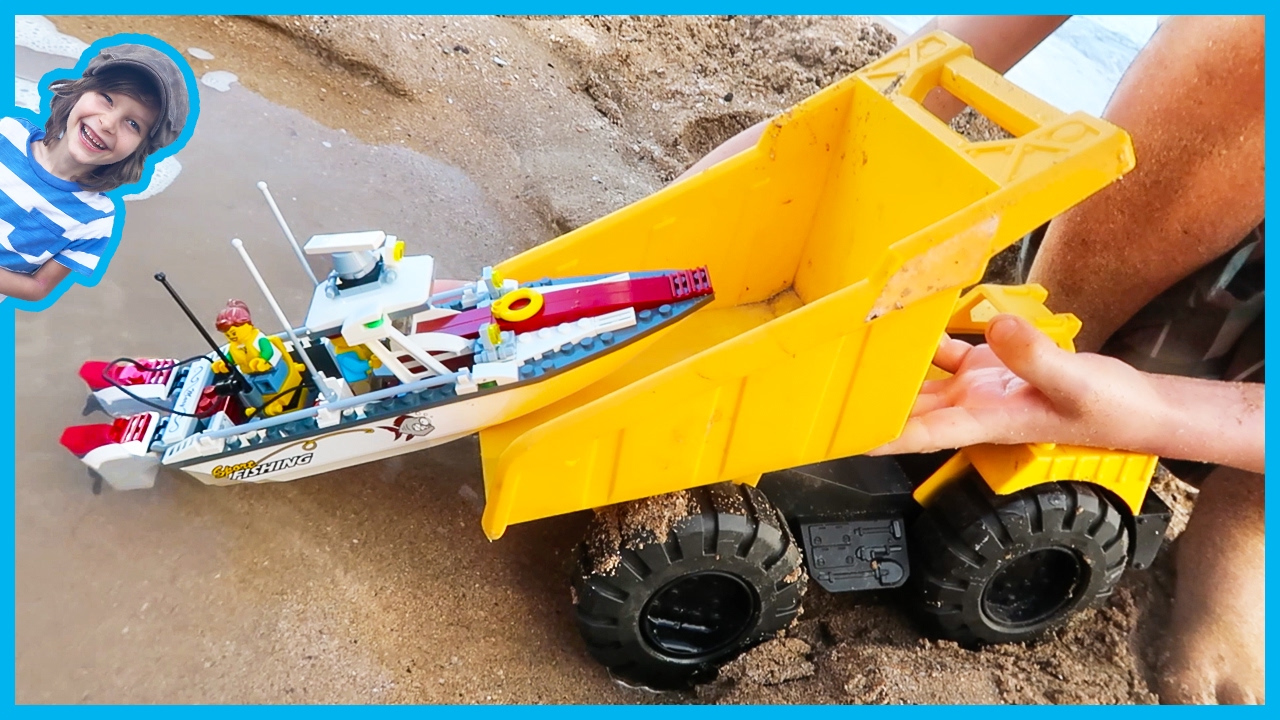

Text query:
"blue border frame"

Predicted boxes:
[[4, 6, 1276, 710], [1264, 4, 1277, 712], [4, 11, 15, 710]]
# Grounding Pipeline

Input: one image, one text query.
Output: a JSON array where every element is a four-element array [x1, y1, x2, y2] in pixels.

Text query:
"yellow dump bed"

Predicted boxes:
[[478, 32, 1136, 539]]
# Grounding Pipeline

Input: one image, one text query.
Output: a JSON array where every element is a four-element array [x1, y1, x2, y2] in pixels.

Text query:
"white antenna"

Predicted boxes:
[[231, 238, 337, 403], [257, 181, 319, 286]]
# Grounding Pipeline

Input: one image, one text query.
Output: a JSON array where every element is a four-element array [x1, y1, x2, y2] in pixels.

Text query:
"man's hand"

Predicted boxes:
[[871, 314, 1160, 455]]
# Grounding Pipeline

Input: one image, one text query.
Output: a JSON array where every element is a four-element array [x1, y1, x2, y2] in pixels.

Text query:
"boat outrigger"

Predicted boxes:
[[60, 182, 714, 492]]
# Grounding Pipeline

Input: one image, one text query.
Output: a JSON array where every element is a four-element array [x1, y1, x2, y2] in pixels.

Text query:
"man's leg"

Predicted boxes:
[[1027, 16, 1266, 705], [1029, 15, 1264, 352], [1159, 466, 1265, 704]]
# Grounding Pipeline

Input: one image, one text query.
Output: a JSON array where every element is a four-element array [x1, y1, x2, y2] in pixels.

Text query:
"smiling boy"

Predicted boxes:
[[0, 43, 190, 303]]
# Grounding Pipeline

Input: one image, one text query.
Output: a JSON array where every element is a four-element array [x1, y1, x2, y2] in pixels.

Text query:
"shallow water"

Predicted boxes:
[[13, 23, 570, 704]]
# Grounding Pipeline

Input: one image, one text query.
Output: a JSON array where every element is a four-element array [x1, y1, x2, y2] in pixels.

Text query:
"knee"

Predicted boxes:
[[1200, 466, 1265, 513]]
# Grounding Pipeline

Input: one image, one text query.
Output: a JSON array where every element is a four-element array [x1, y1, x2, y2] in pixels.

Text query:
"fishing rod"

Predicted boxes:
[[153, 272, 256, 398]]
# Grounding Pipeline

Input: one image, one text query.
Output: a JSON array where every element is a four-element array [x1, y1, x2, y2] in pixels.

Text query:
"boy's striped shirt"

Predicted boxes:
[[0, 116, 115, 278]]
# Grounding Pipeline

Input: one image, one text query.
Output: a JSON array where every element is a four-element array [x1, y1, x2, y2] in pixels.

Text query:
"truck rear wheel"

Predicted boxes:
[[573, 483, 806, 689], [910, 477, 1129, 645]]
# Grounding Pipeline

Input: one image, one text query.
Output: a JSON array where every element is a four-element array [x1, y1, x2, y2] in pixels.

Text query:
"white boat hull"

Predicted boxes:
[[176, 385, 524, 486]]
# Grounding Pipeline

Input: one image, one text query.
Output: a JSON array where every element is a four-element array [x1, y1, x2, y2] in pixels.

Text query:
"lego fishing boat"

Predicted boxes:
[[59, 186, 714, 492]]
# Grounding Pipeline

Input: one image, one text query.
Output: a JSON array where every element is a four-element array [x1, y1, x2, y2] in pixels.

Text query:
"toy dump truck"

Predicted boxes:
[[61, 31, 1171, 691], [480, 32, 1170, 688]]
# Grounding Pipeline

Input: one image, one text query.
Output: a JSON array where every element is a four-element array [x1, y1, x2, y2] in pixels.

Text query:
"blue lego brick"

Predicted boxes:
[[627, 270, 679, 280], [515, 296, 702, 380], [528, 271, 628, 288]]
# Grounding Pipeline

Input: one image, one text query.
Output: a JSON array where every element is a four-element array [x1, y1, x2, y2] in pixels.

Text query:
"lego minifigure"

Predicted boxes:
[[212, 299, 306, 417]]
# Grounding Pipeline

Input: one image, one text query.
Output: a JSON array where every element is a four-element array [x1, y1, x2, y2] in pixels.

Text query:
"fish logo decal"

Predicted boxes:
[[380, 412, 436, 441]]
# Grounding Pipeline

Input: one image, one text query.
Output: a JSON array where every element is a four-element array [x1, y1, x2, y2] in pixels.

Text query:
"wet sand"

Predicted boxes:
[[15, 15, 1190, 704]]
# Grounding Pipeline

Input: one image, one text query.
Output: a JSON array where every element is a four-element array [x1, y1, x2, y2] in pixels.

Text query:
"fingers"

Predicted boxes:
[[907, 336, 974, 417], [985, 315, 1093, 415], [908, 388, 951, 418], [894, 368, 961, 434], [932, 333, 972, 374], [868, 408, 996, 456]]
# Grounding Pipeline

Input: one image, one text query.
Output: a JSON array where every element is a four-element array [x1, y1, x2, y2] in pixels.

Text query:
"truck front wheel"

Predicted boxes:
[[573, 483, 806, 689], [910, 478, 1129, 645]]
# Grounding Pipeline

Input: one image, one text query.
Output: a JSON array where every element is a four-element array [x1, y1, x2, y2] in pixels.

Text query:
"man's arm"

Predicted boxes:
[[1149, 374, 1265, 475], [871, 315, 1264, 474], [0, 261, 72, 302]]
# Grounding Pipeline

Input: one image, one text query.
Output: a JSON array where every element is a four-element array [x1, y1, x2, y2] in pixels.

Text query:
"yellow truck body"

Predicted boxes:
[[478, 31, 1150, 540]]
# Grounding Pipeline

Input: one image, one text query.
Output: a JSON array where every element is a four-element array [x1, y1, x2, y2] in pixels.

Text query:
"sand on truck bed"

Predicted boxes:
[[40, 14, 1195, 705]]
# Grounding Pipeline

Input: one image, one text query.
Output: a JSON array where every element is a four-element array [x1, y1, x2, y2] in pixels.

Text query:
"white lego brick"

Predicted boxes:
[[380, 235, 400, 268], [315, 376, 353, 429], [93, 383, 170, 417], [459, 283, 484, 309], [316, 407, 343, 429], [206, 411, 235, 433], [411, 306, 460, 325], [85, 441, 160, 490], [536, 273, 630, 295], [304, 230, 387, 254], [454, 368, 478, 395], [162, 430, 227, 465], [160, 359, 213, 446], [405, 332, 473, 355], [471, 361, 521, 387], [514, 308, 637, 363]]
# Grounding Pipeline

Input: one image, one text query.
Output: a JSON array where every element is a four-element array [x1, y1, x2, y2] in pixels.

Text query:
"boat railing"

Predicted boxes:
[[167, 369, 463, 447]]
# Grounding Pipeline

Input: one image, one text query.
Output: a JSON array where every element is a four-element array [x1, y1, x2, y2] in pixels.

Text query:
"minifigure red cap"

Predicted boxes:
[[84, 44, 190, 149]]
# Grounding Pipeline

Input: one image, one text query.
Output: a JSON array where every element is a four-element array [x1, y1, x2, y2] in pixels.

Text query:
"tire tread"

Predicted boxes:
[[573, 483, 805, 689], [910, 478, 1130, 646]]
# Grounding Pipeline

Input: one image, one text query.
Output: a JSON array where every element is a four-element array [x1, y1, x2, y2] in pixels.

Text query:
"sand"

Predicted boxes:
[[27, 15, 1197, 705]]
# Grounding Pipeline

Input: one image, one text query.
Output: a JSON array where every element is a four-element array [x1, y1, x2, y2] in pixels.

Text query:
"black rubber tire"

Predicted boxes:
[[910, 477, 1129, 645], [573, 482, 806, 689]]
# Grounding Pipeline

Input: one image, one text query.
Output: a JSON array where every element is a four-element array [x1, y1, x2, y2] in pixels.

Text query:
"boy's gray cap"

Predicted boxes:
[[85, 44, 190, 149]]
